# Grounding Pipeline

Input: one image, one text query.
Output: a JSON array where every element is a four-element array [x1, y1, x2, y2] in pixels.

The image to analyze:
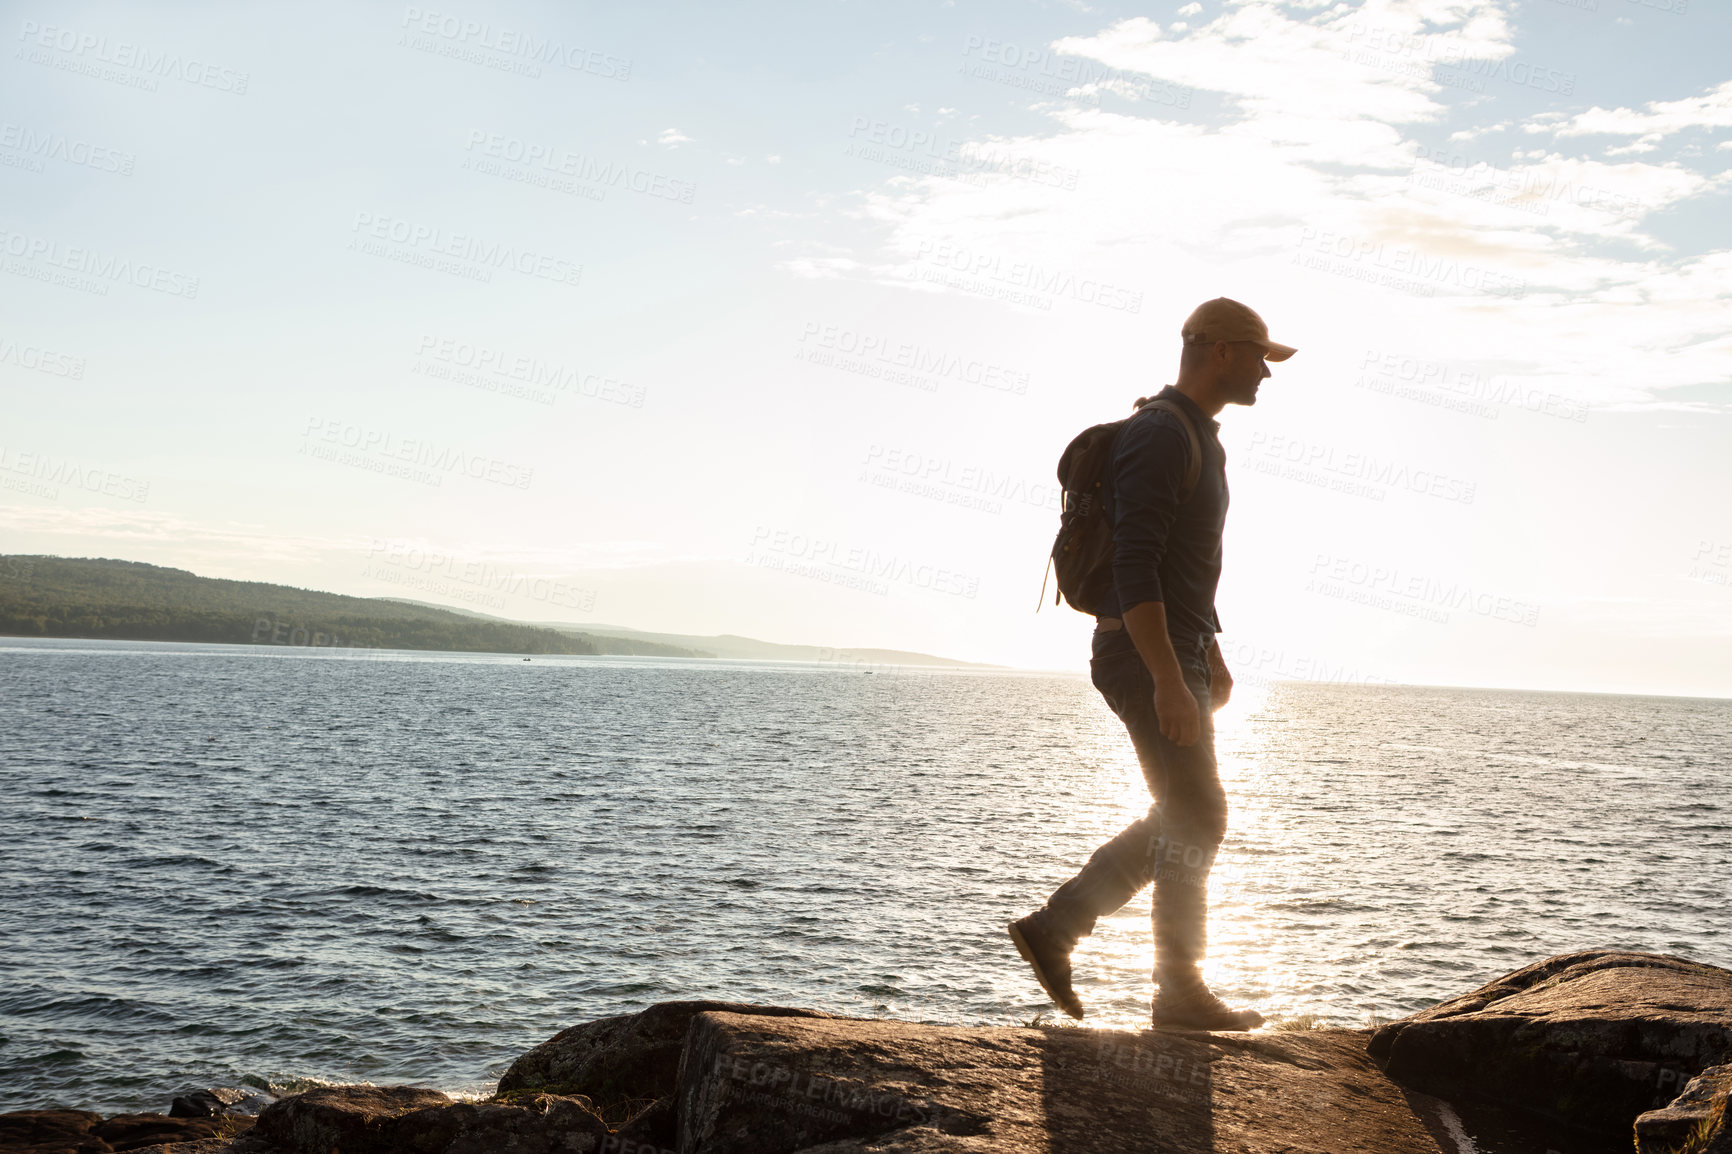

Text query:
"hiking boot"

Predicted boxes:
[[1007, 914, 1084, 1020], [1151, 971, 1263, 1032]]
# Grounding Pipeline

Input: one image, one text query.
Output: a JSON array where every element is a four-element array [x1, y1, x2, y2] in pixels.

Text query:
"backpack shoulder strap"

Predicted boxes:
[[1139, 398, 1204, 502]]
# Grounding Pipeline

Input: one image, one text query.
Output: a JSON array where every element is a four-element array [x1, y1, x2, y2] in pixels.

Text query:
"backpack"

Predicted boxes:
[[1041, 396, 1203, 615]]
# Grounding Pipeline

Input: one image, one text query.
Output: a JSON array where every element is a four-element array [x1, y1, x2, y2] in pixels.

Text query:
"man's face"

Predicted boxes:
[[1224, 341, 1273, 406]]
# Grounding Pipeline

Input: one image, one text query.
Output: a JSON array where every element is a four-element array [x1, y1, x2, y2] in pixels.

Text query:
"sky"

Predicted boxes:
[[2, 0, 1728, 695]]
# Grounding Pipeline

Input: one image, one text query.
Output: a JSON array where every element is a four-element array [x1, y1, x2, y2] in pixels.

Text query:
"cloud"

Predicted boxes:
[[797, 1, 1730, 409], [1552, 79, 1732, 147], [0, 506, 360, 566], [1449, 121, 1508, 142], [778, 255, 863, 278], [0, 506, 690, 573], [1052, 4, 1516, 162], [658, 128, 694, 147]]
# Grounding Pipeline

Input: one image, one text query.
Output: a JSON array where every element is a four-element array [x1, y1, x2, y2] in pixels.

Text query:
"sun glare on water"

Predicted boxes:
[[1055, 678, 1285, 1029]]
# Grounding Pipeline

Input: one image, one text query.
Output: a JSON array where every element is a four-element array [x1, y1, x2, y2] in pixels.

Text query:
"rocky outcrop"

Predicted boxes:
[[496, 998, 1462, 1151], [1634, 1064, 1732, 1154], [494, 999, 837, 1148], [497, 1000, 834, 1118], [674, 1008, 1455, 1153], [13, 951, 1732, 1154], [218, 1014, 1454, 1153], [1370, 950, 1732, 1145], [0, 1108, 249, 1153], [0, 1110, 102, 1154], [229, 1087, 610, 1154], [230, 1087, 449, 1153], [168, 1090, 275, 1121]]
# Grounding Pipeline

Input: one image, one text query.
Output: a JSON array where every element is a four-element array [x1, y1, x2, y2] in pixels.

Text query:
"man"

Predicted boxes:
[[1009, 297, 1296, 1031]]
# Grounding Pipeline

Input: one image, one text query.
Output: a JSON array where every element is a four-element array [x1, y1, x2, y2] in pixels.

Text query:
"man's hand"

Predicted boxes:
[[1123, 601, 1203, 747], [1154, 677, 1201, 747], [1209, 660, 1233, 711]]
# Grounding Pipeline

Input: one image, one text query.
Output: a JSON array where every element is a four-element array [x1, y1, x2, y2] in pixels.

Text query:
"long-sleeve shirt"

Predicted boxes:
[[1097, 386, 1228, 665]]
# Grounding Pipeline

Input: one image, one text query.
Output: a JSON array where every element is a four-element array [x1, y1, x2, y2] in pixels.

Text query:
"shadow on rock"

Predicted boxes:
[[1039, 1024, 1216, 1152]]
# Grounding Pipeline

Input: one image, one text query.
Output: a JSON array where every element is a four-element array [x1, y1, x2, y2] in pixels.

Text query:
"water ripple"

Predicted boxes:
[[1, 638, 1728, 1115]]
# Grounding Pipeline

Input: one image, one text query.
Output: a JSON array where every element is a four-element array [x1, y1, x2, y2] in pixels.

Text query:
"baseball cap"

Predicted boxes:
[[1181, 298, 1297, 362]]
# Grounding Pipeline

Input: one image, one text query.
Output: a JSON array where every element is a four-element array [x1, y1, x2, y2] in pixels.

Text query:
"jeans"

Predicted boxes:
[[1039, 628, 1228, 979]]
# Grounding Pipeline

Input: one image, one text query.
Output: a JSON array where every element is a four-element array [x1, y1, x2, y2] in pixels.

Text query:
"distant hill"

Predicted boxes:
[[552, 624, 998, 668], [0, 556, 701, 657], [379, 599, 996, 668], [0, 557, 991, 667]]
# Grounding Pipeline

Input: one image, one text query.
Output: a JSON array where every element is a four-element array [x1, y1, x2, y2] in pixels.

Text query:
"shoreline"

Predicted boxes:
[[7, 951, 1730, 1154]]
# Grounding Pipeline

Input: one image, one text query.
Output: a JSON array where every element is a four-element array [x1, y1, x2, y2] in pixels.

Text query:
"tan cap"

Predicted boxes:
[[1181, 297, 1297, 362]]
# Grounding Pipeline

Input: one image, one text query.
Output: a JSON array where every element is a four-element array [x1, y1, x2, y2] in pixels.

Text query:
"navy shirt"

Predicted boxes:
[[1098, 386, 1227, 665]]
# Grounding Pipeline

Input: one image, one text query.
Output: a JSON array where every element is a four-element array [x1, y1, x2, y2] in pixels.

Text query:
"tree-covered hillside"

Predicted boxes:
[[0, 556, 704, 658]]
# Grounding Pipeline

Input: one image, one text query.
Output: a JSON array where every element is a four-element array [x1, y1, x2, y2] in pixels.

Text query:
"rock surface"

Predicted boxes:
[[1370, 950, 1732, 1144], [229, 1086, 610, 1154], [54, 1015, 1451, 1154], [675, 1010, 1455, 1153], [167, 1090, 275, 1121], [0, 1108, 249, 1153], [497, 1000, 835, 1121], [230, 1087, 450, 1153], [16, 951, 1732, 1154], [1634, 1063, 1732, 1154]]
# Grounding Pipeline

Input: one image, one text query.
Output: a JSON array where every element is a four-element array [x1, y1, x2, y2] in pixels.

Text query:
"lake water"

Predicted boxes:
[[2, 637, 1729, 1118]]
